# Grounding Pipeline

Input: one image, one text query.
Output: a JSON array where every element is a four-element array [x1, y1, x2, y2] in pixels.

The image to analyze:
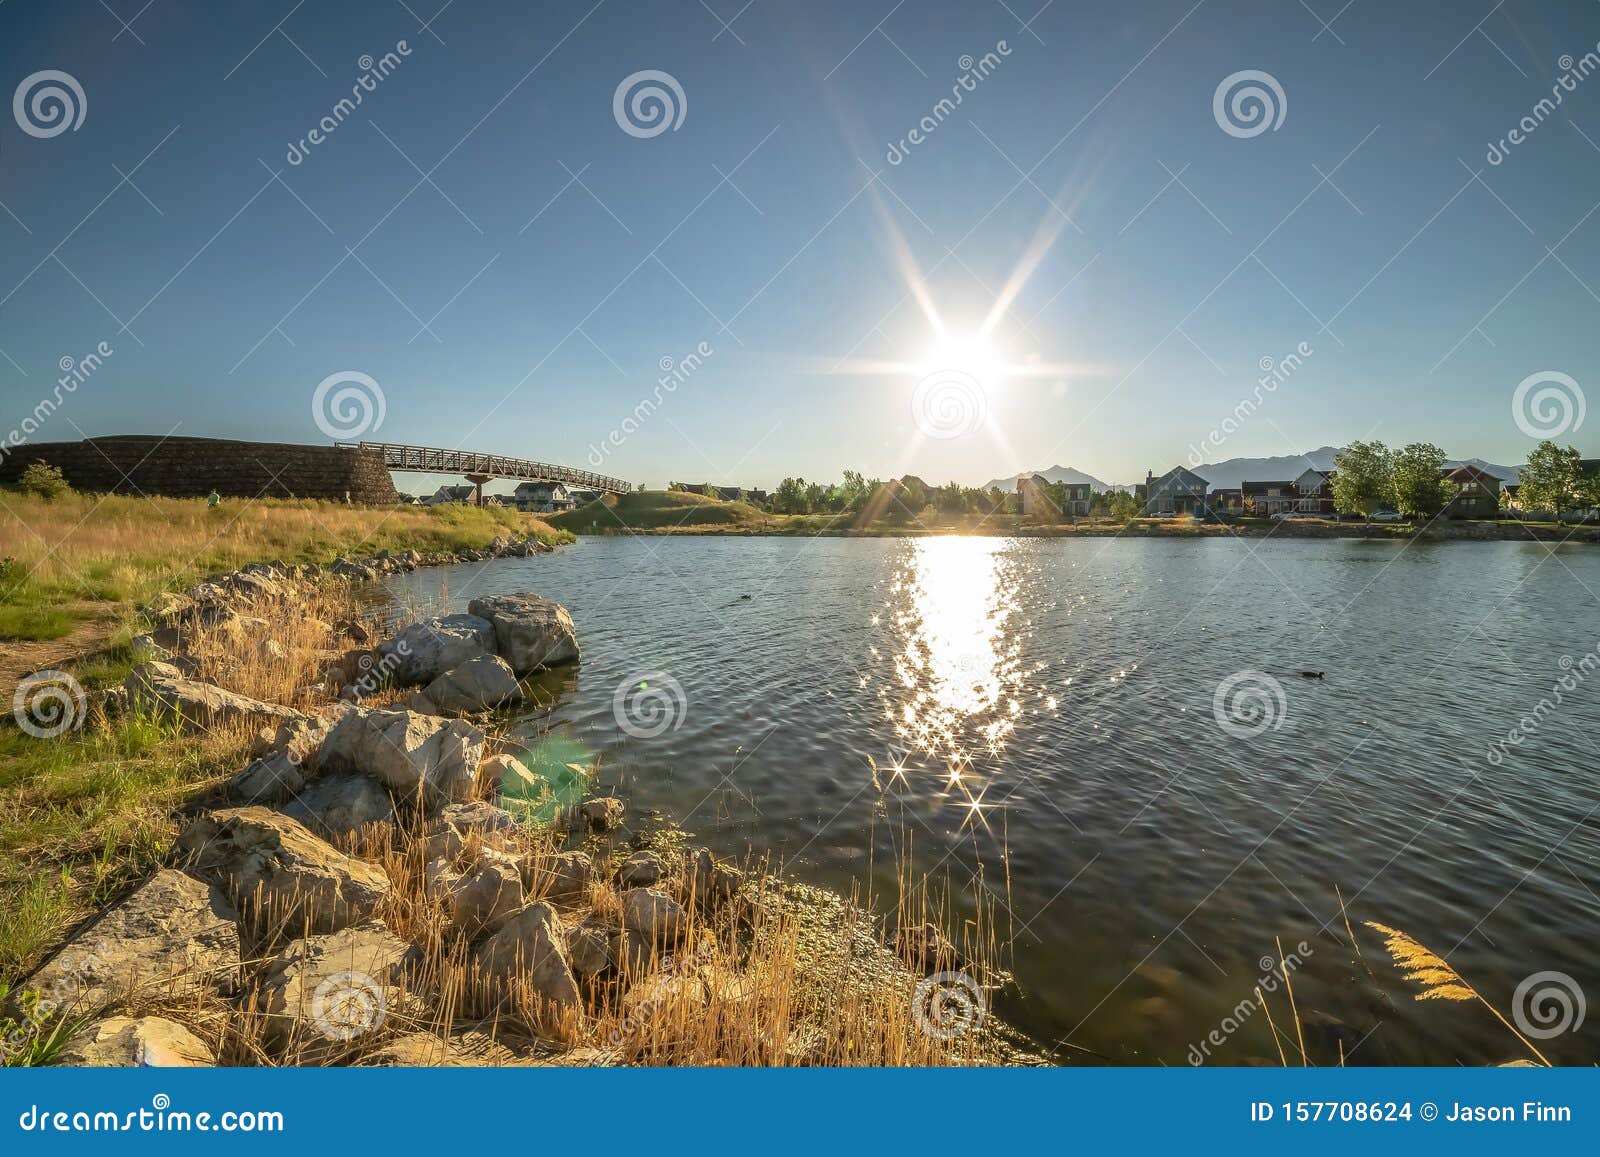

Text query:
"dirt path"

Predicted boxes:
[[1, 606, 121, 698]]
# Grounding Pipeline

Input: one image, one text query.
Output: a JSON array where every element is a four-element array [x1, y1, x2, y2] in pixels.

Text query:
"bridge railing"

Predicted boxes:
[[338, 442, 630, 493]]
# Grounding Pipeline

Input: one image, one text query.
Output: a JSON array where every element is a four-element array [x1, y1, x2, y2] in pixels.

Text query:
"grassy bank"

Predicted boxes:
[[0, 491, 570, 643]]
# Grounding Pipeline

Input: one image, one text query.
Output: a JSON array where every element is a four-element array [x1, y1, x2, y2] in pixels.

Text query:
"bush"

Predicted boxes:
[[18, 463, 70, 501]]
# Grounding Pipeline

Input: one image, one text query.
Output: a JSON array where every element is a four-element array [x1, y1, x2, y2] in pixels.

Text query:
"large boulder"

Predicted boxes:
[[621, 888, 688, 947], [525, 850, 594, 902], [255, 921, 414, 1052], [174, 807, 390, 938], [618, 850, 666, 889], [23, 869, 239, 1015], [466, 594, 579, 674], [54, 1015, 214, 1067], [472, 902, 581, 1015], [123, 662, 300, 733], [318, 708, 483, 809], [378, 614, 495, 686], [281, 773, 396, 840], [414, 654, 524, 717]]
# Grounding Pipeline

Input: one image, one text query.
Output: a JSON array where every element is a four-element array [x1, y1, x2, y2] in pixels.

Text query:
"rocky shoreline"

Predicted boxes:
[[7, 539, 1012, 1067]]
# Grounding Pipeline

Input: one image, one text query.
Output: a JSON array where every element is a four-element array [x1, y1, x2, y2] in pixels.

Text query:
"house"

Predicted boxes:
[[712, 486, 770, 504], [1294, 468, 1336, 515], [1208, 487, 1243, 514], [1018, 473, 1057, 517], [1242, 480, 1296, 517], [1441, 465, 1501, 519], [1062, 482, 1092, 516], [512, 481, 574, 513], [1141, 466, 1209, 515], [421, 484, 475, 507], [567, 488, 602, 507]]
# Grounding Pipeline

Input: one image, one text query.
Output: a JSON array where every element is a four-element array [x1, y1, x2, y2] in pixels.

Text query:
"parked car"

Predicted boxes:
[[1370, 511, 1404, 522]]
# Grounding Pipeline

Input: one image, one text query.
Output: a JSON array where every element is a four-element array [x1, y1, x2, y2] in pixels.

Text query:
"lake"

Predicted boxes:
[[384, 534, 1600, 1065]]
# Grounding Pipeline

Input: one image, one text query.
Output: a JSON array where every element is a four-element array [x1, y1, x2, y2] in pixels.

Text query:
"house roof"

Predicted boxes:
[[1241, 480, 1294, 495], [1148, 465, 1208, 489], [1444, 464, 1501, 482]]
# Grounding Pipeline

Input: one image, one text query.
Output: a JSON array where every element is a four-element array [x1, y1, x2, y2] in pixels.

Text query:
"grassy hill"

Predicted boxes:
[[549, 490, 769, 533]]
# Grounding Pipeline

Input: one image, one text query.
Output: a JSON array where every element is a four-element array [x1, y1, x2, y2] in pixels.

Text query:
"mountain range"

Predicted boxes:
[[985, 449, 1522, 494]]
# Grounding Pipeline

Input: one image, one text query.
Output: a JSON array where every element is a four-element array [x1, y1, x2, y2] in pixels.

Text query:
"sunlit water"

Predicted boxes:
[[384, 535, 1600, 1065]]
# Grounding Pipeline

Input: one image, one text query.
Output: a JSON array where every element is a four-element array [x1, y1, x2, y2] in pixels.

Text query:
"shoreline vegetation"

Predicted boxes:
[[0, 491, 1031, 1067], [547, 488, 1600, 543]]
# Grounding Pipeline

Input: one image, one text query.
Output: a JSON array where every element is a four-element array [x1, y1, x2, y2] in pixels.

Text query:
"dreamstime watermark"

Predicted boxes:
[[1188, 341, 1313, 465], [1487, 47, 1600, 165], [1188, 943, 1313, 1065], [912, 970, 986, 1040], [1512, 971, 1586, 1040], [1485, 643, 1599, 765], [311, 370, 386, 440], [1213, 70, 1286, 139], [586, 341, 713, 467], [12, 670, 87, 738], [613, 70, 686, 138], [1211, 670, 1287, 739], [17, 1095, 284, 1133], [1511, 370, 1584, 439], [0, 341, 113, 465], [885, 43, 1011, 165], [912, 369, 987, 439], [285, 43, 412, 165], [310, 969, 387, 1041], [612, 671, 687, 739], [13, 70, 86, 139]]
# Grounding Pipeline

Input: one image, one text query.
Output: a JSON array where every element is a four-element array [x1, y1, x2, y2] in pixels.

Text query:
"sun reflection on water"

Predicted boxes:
[[881, 537, 1024, 762]]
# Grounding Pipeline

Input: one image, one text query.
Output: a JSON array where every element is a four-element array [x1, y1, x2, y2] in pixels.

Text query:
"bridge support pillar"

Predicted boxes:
[[464, 473, 492, 508]]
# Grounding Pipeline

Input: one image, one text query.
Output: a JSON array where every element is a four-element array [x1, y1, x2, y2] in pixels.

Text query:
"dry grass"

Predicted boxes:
[[0, 489, 565, 640]]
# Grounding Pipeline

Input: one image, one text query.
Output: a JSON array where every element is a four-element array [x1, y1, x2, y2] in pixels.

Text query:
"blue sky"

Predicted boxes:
[[3, 0, 1599, 491]]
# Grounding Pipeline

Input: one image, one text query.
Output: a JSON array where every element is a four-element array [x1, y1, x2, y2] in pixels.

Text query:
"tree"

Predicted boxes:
[[700, 483, 719, 499], [1517, 440, 1583, 521], [18, 462, 70, 501], [1108, 490, 1140, 521], [1330, 440, 1391, 519], [1390, 443, 1454, 519], [771, 477, 807, 514]]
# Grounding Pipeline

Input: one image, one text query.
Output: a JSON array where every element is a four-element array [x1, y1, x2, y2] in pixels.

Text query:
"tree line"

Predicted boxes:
[[1333, 439, 1597, 520]]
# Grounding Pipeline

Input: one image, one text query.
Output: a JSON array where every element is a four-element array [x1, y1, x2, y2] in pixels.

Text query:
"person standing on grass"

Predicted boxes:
[[208, 489, 220, 508]]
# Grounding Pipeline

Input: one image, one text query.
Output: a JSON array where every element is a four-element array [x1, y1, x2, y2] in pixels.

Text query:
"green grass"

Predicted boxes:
[[0, 604, 75, 640]]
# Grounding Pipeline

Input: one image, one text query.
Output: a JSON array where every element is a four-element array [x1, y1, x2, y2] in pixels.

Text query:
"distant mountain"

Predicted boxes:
[[982, 465, 1113, 492]]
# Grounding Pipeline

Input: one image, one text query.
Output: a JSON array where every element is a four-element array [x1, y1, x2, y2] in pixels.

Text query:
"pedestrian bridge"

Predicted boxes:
[[343, 441, 631, 502]]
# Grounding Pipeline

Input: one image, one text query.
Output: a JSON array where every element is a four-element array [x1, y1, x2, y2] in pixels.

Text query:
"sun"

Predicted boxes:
[[918, 332, 1010, 390]]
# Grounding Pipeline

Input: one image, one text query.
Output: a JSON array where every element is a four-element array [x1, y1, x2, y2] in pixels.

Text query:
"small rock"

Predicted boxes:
[[525, 850, 593, 901], [359, 1030, 519, 1066], [564, 918, 622, 980], [578, 797, 624, 833], [55, 1015, 214, 1067], [414, 654, 523, 717], [621, 972, 709, 1018], [281, 773, 395, 840], [424, 800, 520, 861], [446, 859, 525, 937], [472, 902, 582, 1016], [618, 850, 665, 889], [255, 921, 413, 1053], [227, 750, 306, 806], [377, 614, 495, 686], [692, 846, 743, 906], [621, 888, 687, 946]]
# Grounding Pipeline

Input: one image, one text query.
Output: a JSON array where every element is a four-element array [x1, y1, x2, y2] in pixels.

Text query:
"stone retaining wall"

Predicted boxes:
[[0, 436, 399, 503]]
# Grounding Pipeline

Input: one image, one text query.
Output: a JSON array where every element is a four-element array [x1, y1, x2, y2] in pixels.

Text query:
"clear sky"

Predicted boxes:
[[3, 0, 1599, 491]]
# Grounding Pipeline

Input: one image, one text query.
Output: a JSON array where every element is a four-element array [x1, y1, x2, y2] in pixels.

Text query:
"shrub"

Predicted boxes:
[[18, 463, 70, 501]]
